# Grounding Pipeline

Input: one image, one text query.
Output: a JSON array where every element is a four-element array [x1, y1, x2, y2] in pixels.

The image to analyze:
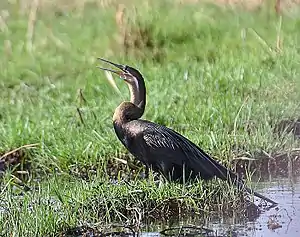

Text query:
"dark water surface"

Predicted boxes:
[[140, 177, 300, 237]]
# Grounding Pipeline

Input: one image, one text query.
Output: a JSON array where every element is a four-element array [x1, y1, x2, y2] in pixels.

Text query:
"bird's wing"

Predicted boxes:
[[137, 122, 232, 181], [128, 121, 277, 205]]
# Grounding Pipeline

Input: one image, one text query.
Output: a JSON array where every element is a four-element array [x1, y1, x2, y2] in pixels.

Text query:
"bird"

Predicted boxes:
[[97, 58, 277, 206]]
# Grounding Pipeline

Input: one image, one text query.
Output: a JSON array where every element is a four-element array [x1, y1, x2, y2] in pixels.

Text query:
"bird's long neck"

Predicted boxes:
[[128, 76, 146, 116], [113, 76, 146, 125]]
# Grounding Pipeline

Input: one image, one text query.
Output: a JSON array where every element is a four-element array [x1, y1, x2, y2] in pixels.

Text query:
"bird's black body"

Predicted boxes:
[[114, 119, 233, 183], [98, 58, 277, 205]]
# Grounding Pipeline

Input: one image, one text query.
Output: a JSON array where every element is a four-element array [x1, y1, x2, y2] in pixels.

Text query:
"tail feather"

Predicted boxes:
[[211, 158, 277, 206], [229, 173, 278, 206]]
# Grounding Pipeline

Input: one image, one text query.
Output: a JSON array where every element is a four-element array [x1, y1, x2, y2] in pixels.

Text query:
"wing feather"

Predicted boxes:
[[133, 121, 232, 181], [122, 120, 277, 204]]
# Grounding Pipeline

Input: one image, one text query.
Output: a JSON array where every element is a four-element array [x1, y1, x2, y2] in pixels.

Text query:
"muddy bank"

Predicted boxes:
[[232, 149, 300, 180]]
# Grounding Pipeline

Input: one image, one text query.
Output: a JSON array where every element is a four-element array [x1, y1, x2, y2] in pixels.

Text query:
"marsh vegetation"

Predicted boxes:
[[0, 0, 300, 236]]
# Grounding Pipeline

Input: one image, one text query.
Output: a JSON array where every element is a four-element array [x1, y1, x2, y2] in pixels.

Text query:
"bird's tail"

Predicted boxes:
[[226, 171, 277, 206], [201, 149, 277, 206]]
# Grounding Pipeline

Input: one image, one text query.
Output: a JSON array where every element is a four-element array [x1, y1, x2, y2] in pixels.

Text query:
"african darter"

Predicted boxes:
[[97, 58, 277, 205]]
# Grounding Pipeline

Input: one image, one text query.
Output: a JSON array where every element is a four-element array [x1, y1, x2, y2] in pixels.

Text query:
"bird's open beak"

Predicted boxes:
[[97, 58, 126, 76]]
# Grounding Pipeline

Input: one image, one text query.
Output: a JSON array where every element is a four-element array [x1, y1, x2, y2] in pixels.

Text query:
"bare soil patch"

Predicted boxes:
[[0, 144, 38, 181], [275, 119, 300, 138]]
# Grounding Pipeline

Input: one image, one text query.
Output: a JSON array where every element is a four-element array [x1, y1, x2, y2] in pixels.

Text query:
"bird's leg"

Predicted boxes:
[[144, 166, 150, 179]]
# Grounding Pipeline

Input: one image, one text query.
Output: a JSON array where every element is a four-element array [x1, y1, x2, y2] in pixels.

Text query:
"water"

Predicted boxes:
[[140, 177, 300, 237], [59, 177, 300, 236]]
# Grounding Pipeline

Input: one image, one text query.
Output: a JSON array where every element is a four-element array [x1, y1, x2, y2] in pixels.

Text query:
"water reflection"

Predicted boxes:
[[236, 177, 300, 237], [141, 177, 300, 237]]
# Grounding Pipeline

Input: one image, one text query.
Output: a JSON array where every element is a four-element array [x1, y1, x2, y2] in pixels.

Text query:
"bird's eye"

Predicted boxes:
[[119, 72, 132, 80], [119, 72, 125, 79]]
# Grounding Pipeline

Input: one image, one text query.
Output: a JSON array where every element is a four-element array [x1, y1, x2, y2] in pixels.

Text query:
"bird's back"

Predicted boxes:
[[115, 119, 237, 183]]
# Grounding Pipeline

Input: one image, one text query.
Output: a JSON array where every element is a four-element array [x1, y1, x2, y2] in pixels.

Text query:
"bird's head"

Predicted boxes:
[[97, 58, 146, 112], [97, 58, 143, 87]]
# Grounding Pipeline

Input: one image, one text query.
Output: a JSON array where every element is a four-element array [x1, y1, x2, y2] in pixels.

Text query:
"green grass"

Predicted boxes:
[[1, 0, 300, 235]]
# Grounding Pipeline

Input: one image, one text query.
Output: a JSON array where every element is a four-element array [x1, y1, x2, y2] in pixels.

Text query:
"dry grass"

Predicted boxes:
[[15, 0, 300, 12], [18, 0, 118, 11]]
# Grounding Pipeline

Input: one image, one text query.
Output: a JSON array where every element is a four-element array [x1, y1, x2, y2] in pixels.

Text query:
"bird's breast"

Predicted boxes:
[[113, 120, 146, 158], [113, 122, 129, 147]]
